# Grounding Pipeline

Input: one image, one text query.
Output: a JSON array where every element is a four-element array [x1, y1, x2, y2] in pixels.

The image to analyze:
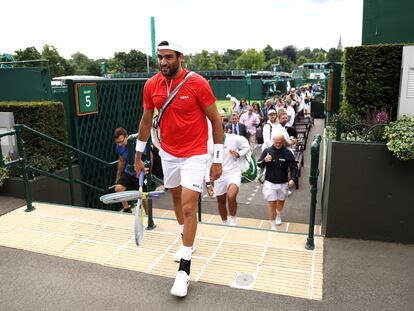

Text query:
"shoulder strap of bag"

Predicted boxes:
[[153, 71, 194, 128]]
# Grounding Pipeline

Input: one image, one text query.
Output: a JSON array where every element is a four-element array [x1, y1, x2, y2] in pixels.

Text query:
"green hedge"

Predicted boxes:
[[343, 44, 405, 116], [0, 101, 68, 173]]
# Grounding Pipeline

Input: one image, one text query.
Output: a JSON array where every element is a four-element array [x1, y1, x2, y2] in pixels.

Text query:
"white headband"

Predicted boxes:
[[157, 42, 184, 54]]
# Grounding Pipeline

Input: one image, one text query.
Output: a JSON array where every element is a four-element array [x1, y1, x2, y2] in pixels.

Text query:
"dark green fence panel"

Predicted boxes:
[[209, 79, 264, 100], [0, 68, 52, 101], [65, 79, 146, 209]]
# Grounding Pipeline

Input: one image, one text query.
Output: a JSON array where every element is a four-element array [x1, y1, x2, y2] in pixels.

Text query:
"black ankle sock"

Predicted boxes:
[[178, 258, 191, 275]]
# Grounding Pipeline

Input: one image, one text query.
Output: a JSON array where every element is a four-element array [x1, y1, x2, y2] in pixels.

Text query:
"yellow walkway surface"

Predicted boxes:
[[0, 203, 323, 300]]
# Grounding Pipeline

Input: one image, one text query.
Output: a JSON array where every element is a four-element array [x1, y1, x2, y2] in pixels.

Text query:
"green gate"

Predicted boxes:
[[64, 78, 147, 209]]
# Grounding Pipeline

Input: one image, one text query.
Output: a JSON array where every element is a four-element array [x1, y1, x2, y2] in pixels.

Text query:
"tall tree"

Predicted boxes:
[[282, 45, 297, 63], [235, 49, 265, 70], [109, 50, 154, 72], [327, 48, 343, 62], [41, 44, 73, 77]]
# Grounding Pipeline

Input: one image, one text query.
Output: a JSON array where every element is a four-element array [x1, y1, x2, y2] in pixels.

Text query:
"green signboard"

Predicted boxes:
[[75, 83, 98, 116]]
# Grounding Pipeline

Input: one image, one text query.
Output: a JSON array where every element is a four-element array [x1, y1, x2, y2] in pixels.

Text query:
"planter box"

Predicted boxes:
[[0, 166, 83, 207], [322, 141, 414, 243]]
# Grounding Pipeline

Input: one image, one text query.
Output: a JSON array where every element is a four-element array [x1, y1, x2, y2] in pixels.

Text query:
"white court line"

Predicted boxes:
[[195, 226, 232, 282], [309, 238, 317, 300], [146, 234, 182, 273]]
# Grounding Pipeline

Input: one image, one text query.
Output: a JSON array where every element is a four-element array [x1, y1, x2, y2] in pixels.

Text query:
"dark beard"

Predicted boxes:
[[160, 63, 179, 78]]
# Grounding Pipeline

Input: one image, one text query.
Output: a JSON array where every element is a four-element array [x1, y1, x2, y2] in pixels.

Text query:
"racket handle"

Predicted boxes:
[[139, 171, 145, 187]]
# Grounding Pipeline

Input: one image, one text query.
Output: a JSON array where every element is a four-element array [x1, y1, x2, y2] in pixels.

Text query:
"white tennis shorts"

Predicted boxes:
[[262, 181, 288, 201], [159, 148, 209, 193], [214, 171, 241, 196]]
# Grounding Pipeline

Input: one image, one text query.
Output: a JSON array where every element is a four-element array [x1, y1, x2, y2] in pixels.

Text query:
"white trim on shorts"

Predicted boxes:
[[159, 148, 209, 193], [262, 181, 288, 201]]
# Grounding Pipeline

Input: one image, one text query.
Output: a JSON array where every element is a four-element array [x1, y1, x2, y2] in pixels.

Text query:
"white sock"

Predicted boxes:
[[180, 246, 193, 261], [179, 224, 184, 235]]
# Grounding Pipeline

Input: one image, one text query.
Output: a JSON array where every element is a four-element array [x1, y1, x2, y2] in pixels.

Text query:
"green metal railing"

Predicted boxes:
[[0, 124, 156, 228], [306, 135, 322, 250]]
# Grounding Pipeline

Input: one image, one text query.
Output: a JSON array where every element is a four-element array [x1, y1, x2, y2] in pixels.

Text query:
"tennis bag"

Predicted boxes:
[[240, 149, 257, 183]]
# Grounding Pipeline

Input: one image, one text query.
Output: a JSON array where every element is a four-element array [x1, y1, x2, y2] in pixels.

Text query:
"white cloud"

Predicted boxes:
[[1, 0, 363, 59]]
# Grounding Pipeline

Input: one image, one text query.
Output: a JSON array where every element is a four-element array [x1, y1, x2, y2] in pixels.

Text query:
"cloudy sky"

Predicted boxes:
[[2, 0, 363, 59]]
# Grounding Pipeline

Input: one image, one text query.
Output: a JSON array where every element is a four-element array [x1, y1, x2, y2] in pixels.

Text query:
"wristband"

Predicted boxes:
[[135, 140, 147, 152], [212, 144, 223, 163]]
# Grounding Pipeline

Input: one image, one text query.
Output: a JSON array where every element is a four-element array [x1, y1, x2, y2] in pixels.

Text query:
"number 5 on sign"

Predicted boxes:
[[75, 83, 99, 116]]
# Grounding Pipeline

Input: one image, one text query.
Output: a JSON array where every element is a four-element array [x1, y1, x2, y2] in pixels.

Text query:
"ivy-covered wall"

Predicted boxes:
[[342, 44, 406, 116]]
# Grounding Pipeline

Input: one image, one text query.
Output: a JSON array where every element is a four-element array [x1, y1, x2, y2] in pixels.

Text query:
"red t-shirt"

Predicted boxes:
[[143, 69, 216, 157]]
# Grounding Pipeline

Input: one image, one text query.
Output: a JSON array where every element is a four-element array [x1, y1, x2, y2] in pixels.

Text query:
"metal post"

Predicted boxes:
[[145, 144, 155, 230], [306, 135, 321, 250], [67, 151, 75, 206], [150, 17, 156, 61], [15, 126, 35, 212], [335, 120, 342, 141]]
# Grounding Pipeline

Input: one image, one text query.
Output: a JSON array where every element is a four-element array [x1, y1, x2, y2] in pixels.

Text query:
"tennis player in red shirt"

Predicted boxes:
[[135, 40, 223, 297]]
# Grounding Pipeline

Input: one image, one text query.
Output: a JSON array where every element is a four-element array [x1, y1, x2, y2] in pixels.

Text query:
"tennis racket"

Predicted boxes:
[[100, 190, 165, 204]]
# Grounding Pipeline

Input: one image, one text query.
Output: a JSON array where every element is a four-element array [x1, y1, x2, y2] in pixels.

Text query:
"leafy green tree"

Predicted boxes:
[[109, 50, 155, 73], [297, 47, 313, 60], [41, 44, 73, 77], [235, 49, 265, 70], [211, 51, 226, 70], [193, 50, 217, 70], [222, 49, 242, 69], [327, 48, 343, 62], [282, 45, 297, 63], [262, 45, 274, 62], [69, 52, 98, 75], [296, 55, 310, 66], [13, 47, 42, 65]]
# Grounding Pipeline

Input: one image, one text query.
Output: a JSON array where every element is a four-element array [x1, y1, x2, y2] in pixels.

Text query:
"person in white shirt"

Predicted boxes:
[[226, 94, 240, 112], [261, 109, 278, 151], [205, 133, 250, 226], [285, 101, 296, 128], [274, 110, 297, 155]]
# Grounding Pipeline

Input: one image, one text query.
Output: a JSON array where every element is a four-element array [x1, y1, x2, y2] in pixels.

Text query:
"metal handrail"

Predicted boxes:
[[306, 135, 321, 250], [1, 124, 120, 212]]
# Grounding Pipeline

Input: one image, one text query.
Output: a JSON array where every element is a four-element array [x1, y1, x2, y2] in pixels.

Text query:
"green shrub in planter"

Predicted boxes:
[[0, 163, 9, 187], [384, 116, 414, 160]]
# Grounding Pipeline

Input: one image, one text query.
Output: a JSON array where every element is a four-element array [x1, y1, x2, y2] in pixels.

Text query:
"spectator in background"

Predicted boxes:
[[275, 110, 297, 155], [225, 113, 248, 139], [239, 105, 260, 149], [113, 127, 148, 214], [285, 100, 296, 128], [237, 98, 249, 116], [226, 94, 240, 112], [261, 109, 278, 151], [262, 99, 274, 122], [252, 101, 264, 125]]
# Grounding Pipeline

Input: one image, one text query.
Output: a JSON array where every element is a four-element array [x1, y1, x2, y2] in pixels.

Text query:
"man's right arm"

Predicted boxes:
[[135, 108, 154, 175]]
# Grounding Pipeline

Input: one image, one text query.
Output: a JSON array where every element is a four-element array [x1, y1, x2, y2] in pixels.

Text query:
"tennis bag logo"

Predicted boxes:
[[241, 150, 257, 183]]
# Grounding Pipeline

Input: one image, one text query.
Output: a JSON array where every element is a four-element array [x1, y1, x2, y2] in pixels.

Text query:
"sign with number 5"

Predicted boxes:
[[75, 83, 98, 116]]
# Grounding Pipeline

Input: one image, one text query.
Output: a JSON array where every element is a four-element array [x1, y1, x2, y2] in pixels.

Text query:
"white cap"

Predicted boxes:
[[226, 94, 231, 98], [157, 41, 184, 54], [268, 109, 276, 115]]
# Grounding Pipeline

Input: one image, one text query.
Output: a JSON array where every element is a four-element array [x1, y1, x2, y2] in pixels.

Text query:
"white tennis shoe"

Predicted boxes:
[[173, 245, 196, 262], [275, 212, 282, 225], [170, 271, 189, 297]]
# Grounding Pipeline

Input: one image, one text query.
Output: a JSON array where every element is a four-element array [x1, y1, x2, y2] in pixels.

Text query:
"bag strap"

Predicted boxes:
[[153, 71, 194, 128]]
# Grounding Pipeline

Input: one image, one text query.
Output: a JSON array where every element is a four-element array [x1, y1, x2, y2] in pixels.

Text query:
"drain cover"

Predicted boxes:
[[231, 272, 255, 289]]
